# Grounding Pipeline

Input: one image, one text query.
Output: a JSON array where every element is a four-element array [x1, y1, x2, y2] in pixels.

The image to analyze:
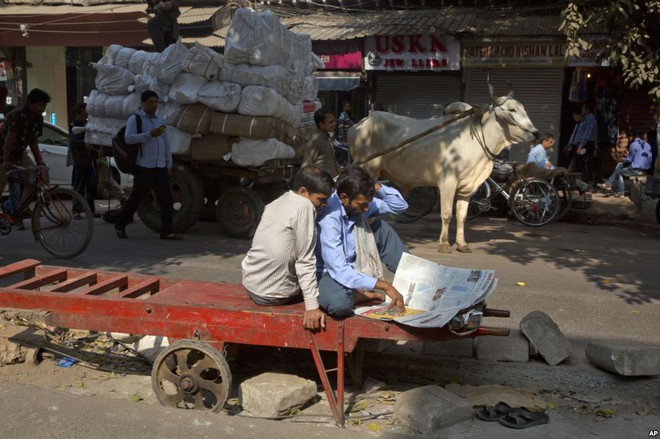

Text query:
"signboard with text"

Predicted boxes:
[[364, 34, 460, 71], [463, 40, 566, 67]]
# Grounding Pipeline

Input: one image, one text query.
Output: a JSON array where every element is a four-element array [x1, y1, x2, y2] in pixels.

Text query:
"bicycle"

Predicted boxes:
[[468, 160, 562, 226], [1, 165, 94, 259]]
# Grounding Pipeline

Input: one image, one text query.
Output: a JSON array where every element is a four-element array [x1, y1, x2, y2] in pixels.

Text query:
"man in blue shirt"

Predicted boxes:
[[568, 103, 597, 185], [115, 90, 180, 240], [598, 130, 652, 197], [527, 133, 555, 171], [316, 165, 408, 317]]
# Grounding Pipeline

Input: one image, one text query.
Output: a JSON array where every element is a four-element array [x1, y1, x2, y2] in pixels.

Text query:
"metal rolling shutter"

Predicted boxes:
[[375, 73, 463, 119], [465, 68, 563, 163]]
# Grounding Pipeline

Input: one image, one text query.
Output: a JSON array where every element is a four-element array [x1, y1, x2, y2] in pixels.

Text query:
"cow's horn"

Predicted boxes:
[[507, 81, 514, 98], [488, 83, 496, 102]]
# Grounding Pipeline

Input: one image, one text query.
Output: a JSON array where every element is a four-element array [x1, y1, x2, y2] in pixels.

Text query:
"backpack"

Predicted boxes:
[[112, 113, 142, 174]]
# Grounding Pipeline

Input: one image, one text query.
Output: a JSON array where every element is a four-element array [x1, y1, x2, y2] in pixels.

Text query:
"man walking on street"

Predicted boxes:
[[69, 102, 101, 219], [566, 103, 597, 187], [0, 89, 50, 230], [114, 90, 180, 240]]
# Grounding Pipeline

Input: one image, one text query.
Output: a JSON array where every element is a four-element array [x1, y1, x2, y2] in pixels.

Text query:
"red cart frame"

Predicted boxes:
[[0, 259, 510, 426]]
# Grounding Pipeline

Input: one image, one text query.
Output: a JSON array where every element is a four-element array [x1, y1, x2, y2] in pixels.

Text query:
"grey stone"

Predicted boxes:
[[520, 311, 571, 366], [394, 385, 472, 433], [586, 342, 660, 376], [239, 372, 317, 417], [475, 329, 529, 363], [423, 338, 475, 358]]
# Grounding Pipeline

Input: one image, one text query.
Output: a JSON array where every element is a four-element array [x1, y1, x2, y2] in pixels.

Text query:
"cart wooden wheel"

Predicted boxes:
[[151, 340, 232, 413]]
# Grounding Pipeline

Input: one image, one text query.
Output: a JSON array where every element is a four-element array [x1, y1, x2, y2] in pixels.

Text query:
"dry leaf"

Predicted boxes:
[[636, 408, 650, 417], [449, 376, 463, 385], [130, 394, 143, 402], [366, 423, 381, 432], [75, 380, 85, 388], [347, 401, 368, 413], [596, 408, 615, 418], [516, 282, 526, 286]]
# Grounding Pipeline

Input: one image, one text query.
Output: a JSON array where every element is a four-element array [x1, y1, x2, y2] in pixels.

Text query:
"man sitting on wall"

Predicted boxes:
[[146, 0, 180, 52], [598, 130, 652, 197]]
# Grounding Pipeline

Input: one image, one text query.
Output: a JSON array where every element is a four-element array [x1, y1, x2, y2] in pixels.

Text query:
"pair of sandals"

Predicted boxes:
[[475, 401, 549, 429]]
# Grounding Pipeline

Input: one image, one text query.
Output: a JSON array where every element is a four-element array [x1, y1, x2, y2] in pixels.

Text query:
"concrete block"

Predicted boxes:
[[475, 330, 529, 363], [239, 372, 317, 417], [520, 311, 571, 366], [423, 338, 474, 358], [586, 342, 660, 376], [394, 385, 472, 433]]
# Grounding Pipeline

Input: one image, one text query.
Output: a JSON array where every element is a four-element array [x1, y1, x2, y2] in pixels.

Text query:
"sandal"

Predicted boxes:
[[498, 408, 549, 429], [475, 401, 514, 421]]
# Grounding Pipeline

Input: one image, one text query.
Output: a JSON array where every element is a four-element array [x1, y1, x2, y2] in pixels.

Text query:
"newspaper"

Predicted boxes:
[[355, 253, 498, 328]]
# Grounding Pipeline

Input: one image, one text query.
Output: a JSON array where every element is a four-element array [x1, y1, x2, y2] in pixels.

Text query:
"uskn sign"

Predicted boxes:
[[364, 34, 461, 71]]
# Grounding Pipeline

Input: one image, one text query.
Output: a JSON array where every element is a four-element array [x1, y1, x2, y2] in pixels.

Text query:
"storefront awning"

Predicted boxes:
[[314, 72, 362, 91]]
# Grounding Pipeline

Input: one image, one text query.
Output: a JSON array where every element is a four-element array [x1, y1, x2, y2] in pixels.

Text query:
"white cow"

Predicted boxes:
[[348, 87, 538, 253]]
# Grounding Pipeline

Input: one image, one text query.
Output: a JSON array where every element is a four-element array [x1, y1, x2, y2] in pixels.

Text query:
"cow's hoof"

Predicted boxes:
[[456, 245, 472, 254], [438, 243, 452, 253]]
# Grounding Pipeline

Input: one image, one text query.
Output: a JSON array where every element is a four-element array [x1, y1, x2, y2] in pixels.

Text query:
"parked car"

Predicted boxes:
[[0, 118, 131, 196]]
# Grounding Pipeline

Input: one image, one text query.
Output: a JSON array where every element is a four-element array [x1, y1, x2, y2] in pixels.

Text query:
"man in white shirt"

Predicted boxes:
[[242, 165, 334, 331], [527, 133, 555, 170]]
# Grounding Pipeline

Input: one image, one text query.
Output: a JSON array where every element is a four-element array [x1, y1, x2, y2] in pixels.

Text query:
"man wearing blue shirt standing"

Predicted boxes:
[[316, 165, 408, 317], [115, 90, 180, 240], [598, 130, 652, 197], [567, 103, 597, 185]]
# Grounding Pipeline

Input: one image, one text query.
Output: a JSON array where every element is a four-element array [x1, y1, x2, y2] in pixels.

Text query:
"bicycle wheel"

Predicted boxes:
[[509, 179, 560, 226], [31, 187, 94, 259], [396, 186, 439, 224], [467, 181, 492, 219], [552, 174, 573, 220]]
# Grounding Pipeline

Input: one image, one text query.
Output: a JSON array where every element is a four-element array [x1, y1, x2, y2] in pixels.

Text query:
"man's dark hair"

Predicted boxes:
[[73, 102, 87, 116], [629, 129, 639, 138], [336, 165, 376, 201], [27, 88, 51, 105], [539, 132, 554, 142], [293, 165, 334, 195], [141, 90, 159, 102], [582, 102, 593, 112], [314, 108, 331, 128]]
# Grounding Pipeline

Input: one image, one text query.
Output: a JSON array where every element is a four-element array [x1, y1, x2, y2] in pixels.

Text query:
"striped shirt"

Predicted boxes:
[[241, 191, 320, 310]]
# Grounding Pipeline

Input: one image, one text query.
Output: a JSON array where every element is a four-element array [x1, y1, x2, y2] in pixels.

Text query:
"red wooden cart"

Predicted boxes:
[[0, 259, 510, 426]]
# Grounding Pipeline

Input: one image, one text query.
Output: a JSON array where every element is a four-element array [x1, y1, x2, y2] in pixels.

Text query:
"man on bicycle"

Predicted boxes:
[[0, 88, 50, 230]]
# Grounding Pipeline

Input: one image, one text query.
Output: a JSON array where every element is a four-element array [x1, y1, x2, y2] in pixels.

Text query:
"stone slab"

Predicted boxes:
[[475, 329, 529, 363], [423, 338, 474, 358], [586, 342, 660, 376], [394, 385, 472, 433], [520, 311, 571, 366], [239, 372, 317, 417]]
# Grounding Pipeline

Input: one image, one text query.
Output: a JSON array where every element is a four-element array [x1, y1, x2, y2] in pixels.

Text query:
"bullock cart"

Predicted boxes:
[[0, 259, 510, 426]]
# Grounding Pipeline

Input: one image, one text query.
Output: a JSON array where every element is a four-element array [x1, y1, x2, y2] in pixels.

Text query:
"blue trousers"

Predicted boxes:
[[317, 218, 409, 317]]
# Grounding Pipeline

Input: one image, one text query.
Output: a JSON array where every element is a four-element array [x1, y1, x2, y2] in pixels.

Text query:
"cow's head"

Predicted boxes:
[[488, 85, 539, 144]]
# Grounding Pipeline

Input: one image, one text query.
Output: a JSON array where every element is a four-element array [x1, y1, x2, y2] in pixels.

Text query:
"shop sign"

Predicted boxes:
[[317, 52, 363, 70], [364, 34, 460, 71], [464, 41, 566, 67]]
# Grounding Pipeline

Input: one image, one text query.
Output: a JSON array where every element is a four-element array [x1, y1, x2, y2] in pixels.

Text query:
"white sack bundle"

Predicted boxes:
[[166, 126, 192, 155], [114, 47, 137, 69], [133, 75, 153, 93], [128, 50, 150, 75], [86, 116, 126, 135], [218, 63, 289, 96], [168, 73, 208, 104], [142, 52, 162, 76], [292, 100, 321, 128], [181, 43, 223, 80], [91, 63, 135, 96], [156, 101, 181, 125], [84, 130, 113, 148], [225, 9, 291, 67], [122, 93, 143, 118], [98, 44, 122, 65], [238, 86, 295, 125], [86, 92, 139, 120], [230, 137, 296, 167], [198, 82, 242, 113], [157, 39, 191, 85]]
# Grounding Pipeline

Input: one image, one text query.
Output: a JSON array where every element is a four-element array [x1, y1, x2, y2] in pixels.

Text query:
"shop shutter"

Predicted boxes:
[[464, 68, 563, 163], [375, 73, 463, 119]]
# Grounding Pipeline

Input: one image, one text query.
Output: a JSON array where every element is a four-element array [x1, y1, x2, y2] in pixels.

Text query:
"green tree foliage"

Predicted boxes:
[[561, 1, 660, 99]]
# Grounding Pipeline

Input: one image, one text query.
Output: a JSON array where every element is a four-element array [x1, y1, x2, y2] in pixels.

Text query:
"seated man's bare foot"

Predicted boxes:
[[353, 290, 385, 304]]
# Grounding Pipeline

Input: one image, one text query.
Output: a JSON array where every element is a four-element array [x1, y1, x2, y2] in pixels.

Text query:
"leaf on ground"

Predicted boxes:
[[596, 408, 616, 418], [346, 401, 368, 413], [515, 282, 526, 286], [546, 402, 556, 410], [288, 408, 301, 416], [448, 376, 463, 385], [636, 408, 650, 417], [130, 393, 143, 402], [75, 380, 85, 388], [385, 419, 395, 426], [348, 419, 362, 426], [366, 423, 381, 432]]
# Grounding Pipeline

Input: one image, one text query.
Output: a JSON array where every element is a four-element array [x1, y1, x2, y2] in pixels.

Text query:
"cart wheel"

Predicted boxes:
[[151, 340, 232, 413], [216, 187, 264, 239]]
